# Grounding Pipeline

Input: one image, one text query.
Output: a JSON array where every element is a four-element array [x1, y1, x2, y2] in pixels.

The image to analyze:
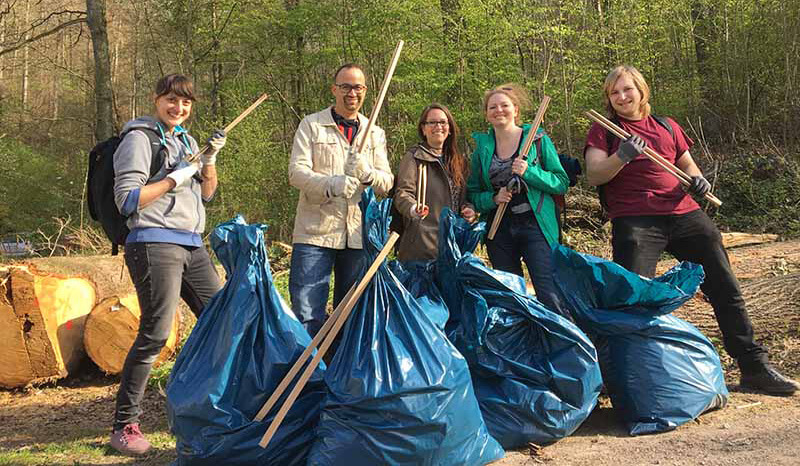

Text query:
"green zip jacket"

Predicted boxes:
[[466, 124, 568, 248]]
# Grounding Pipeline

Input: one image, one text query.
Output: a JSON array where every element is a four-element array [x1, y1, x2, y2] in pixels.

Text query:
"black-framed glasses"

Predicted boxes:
[[335, 83, 367, 94], [423, 120, 448, 127]]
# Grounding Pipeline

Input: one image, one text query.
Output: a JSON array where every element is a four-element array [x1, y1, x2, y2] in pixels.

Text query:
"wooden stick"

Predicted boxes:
[[258, 232, 400, 449], [419, 164, 428, 210], [585, 110, 722, 207], [416, 164, 423, 212], [355, 41, 404, 154], [252, 282, 358, 422], [587, 109, 690, 184], [487, 95, 552, 240], [187, 93, 269, 163]]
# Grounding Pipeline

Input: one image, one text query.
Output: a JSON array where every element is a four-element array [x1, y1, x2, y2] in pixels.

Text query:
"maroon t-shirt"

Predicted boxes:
[[584, 115, 700, 219]]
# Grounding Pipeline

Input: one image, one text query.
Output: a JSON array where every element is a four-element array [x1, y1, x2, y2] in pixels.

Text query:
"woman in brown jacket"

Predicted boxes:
[[394, 103, 476, 261]]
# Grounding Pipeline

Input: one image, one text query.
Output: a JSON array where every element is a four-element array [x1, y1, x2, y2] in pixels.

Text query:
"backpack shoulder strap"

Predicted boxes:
[[651, 114, 675, 140], [120, 127, 166, 178]]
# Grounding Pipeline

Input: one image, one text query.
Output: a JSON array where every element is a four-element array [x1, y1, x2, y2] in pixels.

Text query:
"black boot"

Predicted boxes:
[[740, 364, 799, 396]]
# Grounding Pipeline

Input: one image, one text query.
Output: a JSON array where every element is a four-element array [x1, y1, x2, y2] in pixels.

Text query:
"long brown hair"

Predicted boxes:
[[417, 103, 468, 188]]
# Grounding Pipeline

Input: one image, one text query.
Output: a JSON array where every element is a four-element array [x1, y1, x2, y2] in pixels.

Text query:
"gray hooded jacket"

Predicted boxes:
[[113, 116, 206, 237]]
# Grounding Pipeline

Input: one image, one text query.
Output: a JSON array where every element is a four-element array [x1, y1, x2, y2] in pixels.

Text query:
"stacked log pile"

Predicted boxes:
[[0, 255, 182, 388]]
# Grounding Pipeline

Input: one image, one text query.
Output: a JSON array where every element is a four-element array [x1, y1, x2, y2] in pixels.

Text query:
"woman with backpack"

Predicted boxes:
[[393, 103, 476, 261], [466, 83, 569, 317], [109, 74, 226, 455]]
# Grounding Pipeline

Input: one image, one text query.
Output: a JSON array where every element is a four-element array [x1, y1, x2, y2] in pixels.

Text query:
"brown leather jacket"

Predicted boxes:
[[393, 144, 468, 261]]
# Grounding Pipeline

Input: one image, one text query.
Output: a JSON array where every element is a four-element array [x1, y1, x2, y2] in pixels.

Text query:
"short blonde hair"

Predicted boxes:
[[483, 83, 531, 125], [603, 65, 651, 118]]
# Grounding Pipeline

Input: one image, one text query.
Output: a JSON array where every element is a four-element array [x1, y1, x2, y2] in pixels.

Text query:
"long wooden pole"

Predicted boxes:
[[258, 232, 400, 449], [487, 95, 552, 240], [252, 282, 357, 422], [355, 41, 404, 154], [186, 93, 269, 163], [585, 110, 722, 207]]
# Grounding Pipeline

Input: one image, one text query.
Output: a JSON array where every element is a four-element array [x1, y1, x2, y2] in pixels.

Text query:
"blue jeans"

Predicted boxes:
[[115, 242, 221, 430], [486, 212, 568, 318], [288, 243, 366, 337]]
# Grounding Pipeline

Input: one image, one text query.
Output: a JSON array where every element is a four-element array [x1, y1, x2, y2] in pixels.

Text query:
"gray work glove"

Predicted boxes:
[[687, 175, 711, 197], [201, 129, 227, 166], [617, 134, 647, 164], [327, 175, 360, 199], [344, 150, 374, 184]]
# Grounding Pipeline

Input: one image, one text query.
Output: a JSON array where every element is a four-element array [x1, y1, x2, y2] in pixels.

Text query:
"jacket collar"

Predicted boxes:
[[320, 105, 368, 127], [320, 106, 371, 147], [410, 143, 442, 162], [473, 124, 541, 182]]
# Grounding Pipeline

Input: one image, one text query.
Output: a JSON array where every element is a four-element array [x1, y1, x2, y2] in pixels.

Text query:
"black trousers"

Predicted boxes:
[[611, 209, 767, 372], [114, 242, 222, 430]]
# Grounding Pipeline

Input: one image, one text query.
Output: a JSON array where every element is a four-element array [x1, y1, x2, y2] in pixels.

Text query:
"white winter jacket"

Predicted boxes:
[[289, 106, 393, 249]]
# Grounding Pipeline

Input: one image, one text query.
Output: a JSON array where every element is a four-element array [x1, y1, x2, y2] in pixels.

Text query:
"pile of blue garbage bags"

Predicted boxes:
[[166, 190, 729, 465]]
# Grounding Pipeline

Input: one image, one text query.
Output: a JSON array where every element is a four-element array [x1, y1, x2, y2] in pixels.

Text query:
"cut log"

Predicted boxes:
[[0, 266, 96, 388], [84, 293, 181, 374], [721, 232, 779, 249]]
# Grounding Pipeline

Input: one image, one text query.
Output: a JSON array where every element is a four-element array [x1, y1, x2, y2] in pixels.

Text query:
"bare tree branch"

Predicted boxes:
[[0, 15, 86, 58]]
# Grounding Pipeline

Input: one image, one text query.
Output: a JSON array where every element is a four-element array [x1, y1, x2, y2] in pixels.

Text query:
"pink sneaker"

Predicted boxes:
[[110, 423, 152, 455]]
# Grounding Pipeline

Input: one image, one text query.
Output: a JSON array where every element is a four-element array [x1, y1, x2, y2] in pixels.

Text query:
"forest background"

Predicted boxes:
[[1, 0, 799, 248]]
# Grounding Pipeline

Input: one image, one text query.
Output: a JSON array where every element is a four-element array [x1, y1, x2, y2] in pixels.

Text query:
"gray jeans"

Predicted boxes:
[[114, 242, 221, 430]]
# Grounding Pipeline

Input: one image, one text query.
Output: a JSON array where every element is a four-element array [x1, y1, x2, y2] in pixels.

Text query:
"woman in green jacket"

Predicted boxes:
[[466, 83, 569, 316]]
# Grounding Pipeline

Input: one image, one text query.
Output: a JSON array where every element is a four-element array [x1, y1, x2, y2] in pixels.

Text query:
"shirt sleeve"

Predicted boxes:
[[583, 122, 616, 157]]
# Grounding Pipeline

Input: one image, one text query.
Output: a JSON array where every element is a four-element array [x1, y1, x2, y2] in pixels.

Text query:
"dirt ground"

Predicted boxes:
[[1, 240, 798, 465]]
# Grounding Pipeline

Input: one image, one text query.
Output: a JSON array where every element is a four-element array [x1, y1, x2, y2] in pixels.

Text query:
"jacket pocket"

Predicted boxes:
[[311, 133, 338, 175]]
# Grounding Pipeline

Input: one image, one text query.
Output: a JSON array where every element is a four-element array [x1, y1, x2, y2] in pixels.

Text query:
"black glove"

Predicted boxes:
[[687, 175, 711, 197], [617, 134, 647, 164]]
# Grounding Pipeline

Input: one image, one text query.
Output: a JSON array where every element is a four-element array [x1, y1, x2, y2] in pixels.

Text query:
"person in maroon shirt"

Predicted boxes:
[[584, 65, 798, 396]]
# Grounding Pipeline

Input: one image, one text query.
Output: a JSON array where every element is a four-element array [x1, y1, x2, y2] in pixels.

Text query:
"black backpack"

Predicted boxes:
[[596, 114, 675, 219], [86, 128, 166, 255]]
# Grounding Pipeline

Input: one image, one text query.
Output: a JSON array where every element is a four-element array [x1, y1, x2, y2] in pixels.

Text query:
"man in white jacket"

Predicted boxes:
[[288, 64, 393, 336]]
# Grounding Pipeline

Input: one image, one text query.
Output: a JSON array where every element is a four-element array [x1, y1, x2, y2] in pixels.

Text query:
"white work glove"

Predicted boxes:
[[327, 175, 360, 198], [167, 163, 200, 188], [344, 151, 374, 184], [201, 129, 227, 166], [409, 204, 429, 220]]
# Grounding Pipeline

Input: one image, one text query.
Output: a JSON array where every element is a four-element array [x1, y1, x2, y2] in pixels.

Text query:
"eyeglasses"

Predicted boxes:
[[423, 120, 448, 127], [335, 83, 367, 94]]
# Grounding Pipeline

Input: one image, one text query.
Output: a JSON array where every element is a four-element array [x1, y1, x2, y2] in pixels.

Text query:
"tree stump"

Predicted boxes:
[[84, 293, 181, 374], [0, 266, 96, 388]]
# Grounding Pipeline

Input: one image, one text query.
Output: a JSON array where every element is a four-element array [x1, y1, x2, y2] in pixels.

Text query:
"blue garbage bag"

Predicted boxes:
[[307, 190, 505, 466], [435, 209, 602, 448], [552, 245, 729, 435], [388, 260, 448, 331], [166, 216, 326, 465]]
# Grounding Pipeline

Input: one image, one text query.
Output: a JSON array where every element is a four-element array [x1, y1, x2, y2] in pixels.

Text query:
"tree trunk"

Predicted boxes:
[[84, 293, 181, 375], [86, 0, 116, 142], [0, 266, 96, 388]]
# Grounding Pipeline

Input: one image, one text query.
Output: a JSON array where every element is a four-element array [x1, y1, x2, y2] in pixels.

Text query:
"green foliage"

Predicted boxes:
[[2, 0, 800, 240], [712, 149, 800, 237], [0, 138, 78, 235]]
